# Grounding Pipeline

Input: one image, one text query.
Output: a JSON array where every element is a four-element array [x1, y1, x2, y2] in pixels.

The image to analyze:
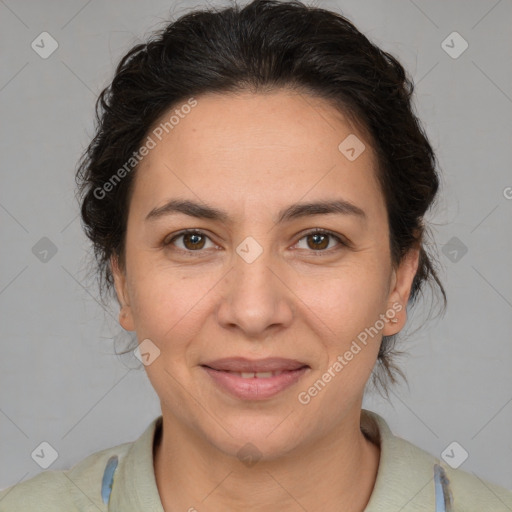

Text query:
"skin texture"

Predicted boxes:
[[111, 89, 419, 511]]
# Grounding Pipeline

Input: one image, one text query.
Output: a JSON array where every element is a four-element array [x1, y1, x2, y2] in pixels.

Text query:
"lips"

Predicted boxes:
[[200, 357, 310, 400], [225, 370, 285, 379], [201, 357, 308, 373]]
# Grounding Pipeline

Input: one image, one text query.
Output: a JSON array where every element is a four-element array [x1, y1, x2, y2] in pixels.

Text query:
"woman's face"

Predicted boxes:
[[112, 89, 418, 458]]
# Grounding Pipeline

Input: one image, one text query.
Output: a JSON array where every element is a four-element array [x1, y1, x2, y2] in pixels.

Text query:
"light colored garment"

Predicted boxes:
[[1, 409, 511, 511]]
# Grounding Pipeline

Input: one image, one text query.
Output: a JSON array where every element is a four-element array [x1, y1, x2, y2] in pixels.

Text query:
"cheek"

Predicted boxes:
[[298, 261, 391, 341], [294, 268, 389, 413], [127, 264, 217, 348]]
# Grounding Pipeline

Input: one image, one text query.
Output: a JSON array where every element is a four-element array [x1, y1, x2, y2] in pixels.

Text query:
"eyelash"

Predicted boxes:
[[163, 228, 349, 255]]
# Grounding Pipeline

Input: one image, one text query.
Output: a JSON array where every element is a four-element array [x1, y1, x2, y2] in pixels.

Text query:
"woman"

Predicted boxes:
[[1, 0, 510, 510]]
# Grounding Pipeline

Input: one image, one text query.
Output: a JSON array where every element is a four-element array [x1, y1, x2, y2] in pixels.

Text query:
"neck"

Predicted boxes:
[[153, 408, 380, 512]]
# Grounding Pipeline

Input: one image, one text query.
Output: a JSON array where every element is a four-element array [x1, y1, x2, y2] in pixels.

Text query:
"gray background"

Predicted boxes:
[[1, 0, 511, 494]]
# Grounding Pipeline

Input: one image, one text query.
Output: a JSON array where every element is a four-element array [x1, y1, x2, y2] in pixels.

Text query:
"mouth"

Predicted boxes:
[[210, 369, 292, 378], [201, 356, 308, 373], [200, 357, 310, 400]]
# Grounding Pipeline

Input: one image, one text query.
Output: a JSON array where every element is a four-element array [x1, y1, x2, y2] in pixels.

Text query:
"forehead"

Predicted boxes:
[[148, 90, 370, 162], [130, 89, 384, 220]]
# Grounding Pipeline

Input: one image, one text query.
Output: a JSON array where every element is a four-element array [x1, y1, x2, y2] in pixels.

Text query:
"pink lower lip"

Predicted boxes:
[[202, 366, 309, 400]]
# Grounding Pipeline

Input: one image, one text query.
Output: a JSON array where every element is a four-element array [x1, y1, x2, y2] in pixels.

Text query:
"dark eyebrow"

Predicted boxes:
[[145, 199, 230, 223], [276, 199, 366, 223], [145, 198, 366, 224]]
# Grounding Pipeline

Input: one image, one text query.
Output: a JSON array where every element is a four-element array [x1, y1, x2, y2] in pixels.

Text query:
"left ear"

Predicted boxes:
[[382, 246, 420, 336], [110, 253, 136, 332]]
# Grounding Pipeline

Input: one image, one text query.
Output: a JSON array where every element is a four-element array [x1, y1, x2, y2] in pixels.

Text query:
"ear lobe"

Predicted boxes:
[[110, 254, 135, 331], [110, 254, 128, 305], [395, 247, 420, 305], [383, 247, 420, 336]]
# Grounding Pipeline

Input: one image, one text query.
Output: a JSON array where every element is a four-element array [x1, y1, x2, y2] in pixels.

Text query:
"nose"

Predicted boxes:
[[215, 242, 294, 339]]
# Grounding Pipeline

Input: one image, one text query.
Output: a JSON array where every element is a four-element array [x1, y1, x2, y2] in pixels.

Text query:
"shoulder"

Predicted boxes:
[[0, 441, 132, 512], [394, 434, 512, 511], [363, 409, 512, 511], [442, 458, 512, 511]]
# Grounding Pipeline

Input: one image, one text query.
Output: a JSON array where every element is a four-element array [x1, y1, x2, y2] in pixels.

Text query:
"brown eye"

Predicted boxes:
[[165, 230, 213, 252], [295, 230, 346, 252], [307, 232, 329, 250], [182, 232, 206, 250]]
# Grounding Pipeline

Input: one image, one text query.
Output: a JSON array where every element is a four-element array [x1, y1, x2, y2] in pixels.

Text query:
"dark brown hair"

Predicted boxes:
[[75, 0, 446, 398]]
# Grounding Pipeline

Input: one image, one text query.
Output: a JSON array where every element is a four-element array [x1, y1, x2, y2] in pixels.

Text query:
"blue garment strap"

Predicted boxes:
[[101, 455, 119, 505], [434, 463, 453, 512], [99, 455, 451, 508]]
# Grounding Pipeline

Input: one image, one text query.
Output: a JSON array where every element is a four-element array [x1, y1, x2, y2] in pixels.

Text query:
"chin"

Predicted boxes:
[[200, 413, 307, 462]]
